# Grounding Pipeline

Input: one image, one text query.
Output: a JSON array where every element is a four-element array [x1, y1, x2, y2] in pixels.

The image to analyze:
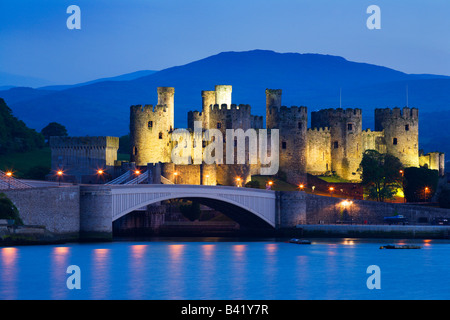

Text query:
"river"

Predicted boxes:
[[1, 237, 449, 300]]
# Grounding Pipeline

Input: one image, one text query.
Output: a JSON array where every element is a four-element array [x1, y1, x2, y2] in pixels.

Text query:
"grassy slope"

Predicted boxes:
[[0, 147, 51, 178]]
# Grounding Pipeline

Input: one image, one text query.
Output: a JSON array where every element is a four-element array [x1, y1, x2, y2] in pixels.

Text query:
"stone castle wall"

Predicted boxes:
[[306, 127, 331, 175]]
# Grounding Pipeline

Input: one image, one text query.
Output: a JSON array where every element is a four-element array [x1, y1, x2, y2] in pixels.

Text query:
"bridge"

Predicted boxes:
[[80, 184, 279, 233], [3, 182, 306, 240]]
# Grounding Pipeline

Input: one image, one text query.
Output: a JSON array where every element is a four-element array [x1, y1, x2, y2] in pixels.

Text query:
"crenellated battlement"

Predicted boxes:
[[269, 105, 308, 118], [308, 127, 330, 133], [312, 107, 362, 118], [374, 107, 418, 120], [209, 103, 252, 113], [130, 104, 168, 114]]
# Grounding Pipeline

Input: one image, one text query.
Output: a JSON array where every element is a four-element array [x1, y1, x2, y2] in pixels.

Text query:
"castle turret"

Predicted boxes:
[[266, 89, 307, 185], [374, 107, 419, 168], [130, 87, 174, 165], [157, 87, 175, 131], [201, 90, 215, 128], [266, 89, 282, 129], [215, 85, 232, 108], [311, 108, 363, 180]]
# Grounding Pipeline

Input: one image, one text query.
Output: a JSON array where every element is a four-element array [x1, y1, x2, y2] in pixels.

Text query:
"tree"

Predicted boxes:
[[359, 150, 403, 202], [0, 98, 45, 154], [403, 167, 439, 202], [0, 193, 23, 225], [41, 122, 68, 142]]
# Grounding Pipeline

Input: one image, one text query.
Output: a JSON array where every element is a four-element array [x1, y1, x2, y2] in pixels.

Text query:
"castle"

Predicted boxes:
[[128, 85, 445, 186]]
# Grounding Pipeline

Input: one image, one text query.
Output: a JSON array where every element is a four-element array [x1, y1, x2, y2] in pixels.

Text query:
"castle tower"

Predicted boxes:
[[201, 90, 215, 128], [130, 87, 174, 166], [157, 87, 175, 131], [374, 107, 419, 168], [215, 85, 232, 107], [266, 89, 282, 129], [311, 108, 363, 180]]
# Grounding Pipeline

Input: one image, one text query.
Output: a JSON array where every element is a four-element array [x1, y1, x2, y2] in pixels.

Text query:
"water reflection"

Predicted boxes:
[[231, 244, 247, 299], [51, 247, 70, 299], [198, 244, 217, 298], [167, 244, 185, 299], [0, 248, 18, 300], [91, 248, 110, 300], [128, 245, 148, 299]]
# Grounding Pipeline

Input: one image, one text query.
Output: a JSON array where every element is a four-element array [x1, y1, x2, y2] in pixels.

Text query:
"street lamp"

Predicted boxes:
[[97, 169, 105, 184], [134, 170, 141, 184], [57, 170, 63, 186], [425, 187, 429, 202], [5, 171, 12, 189], [299, 184, 304, 191], [236, 177, 241, 187], [329, 186, 334, 197], [173, 171, 179, 184], [266, 180, 273, 190]]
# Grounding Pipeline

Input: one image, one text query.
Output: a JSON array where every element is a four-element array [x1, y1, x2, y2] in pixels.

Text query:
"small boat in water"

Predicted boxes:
[[380, 244, 421, 249], [288, 238, 311, 245]]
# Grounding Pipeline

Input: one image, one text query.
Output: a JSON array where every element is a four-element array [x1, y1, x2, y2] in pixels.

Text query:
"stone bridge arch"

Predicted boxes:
[[80, 185, 277, 238]]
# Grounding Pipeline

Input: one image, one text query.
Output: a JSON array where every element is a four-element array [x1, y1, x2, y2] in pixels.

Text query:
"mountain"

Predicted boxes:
[[0, 50, 449, 157], [38, 70, 158, 91], [0, 71, 54, 88]]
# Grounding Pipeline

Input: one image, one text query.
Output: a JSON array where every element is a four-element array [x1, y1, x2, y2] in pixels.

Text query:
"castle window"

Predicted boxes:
[[334, 141, 339, 149], [393, 138, 398, 145], [133, 146, 138, 155], [298, 122, 302, 130], [159, 132, 163, 139], [347, 123, 353, 131], [148, 121, 153, 128], [282, 141, 287, 149], [405, 124, 409, 131], [217, 122, 221, 129]]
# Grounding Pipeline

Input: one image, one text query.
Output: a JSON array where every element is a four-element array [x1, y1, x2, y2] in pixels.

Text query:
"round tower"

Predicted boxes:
[[157, 87, 175, 131], [201, 90, 215, 128], [130, 87, 174, 166], [311, 108, 363, 180], [265, 89, 282, 129], [275, 106, 308, 186], [215, 85, 232, 108], [374, 107, 419, 168]]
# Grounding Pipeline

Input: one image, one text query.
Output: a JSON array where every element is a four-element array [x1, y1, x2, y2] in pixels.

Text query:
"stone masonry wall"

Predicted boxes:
[[3, 186, 80, 239]]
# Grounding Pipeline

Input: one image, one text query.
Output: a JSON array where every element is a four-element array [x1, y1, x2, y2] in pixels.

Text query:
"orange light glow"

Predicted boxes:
[[299, 184, 304, 189], [57, 170, 63, 176], [329, 187, 334, 191], [6, 172, 12, 177], [268, 181, 273, 186], [135, 170, 141, 175], [97, 169, 104, 175]]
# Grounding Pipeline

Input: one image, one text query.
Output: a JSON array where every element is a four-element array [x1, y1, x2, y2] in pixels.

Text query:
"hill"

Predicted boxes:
[[0, 50, 449, 157]]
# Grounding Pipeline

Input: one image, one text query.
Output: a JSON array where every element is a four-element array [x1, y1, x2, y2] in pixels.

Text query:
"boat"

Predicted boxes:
[[379, 244, 421, 249], [288, 238, 311, 244]]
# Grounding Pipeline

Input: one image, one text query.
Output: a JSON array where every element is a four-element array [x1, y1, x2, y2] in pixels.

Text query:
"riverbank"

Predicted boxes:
[[295, 224, 450, 239]]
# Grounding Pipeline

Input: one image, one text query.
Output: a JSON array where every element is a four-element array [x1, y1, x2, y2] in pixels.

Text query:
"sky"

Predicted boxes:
[[0, 0, 449, 85]]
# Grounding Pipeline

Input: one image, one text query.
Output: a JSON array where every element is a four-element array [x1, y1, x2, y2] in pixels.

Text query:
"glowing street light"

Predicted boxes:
[[57, 170, 63, 186], [97, 169, 105, 184], [329, 186, 334, 197], [173, 171, 179, 184], [236, 177, 242, 187], [299, 184, 304, 191], [134, 170, 141, 184], [5, 171, 12, 189], [425, 187, 429, 202], [266, 180, 273, 190]]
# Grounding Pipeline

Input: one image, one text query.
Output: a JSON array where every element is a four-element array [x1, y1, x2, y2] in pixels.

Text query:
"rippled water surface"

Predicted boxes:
[[1, 238, 449, 300]]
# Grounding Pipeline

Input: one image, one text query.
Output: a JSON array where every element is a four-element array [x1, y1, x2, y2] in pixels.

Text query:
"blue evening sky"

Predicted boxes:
[[0, 0, 449, 84]]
